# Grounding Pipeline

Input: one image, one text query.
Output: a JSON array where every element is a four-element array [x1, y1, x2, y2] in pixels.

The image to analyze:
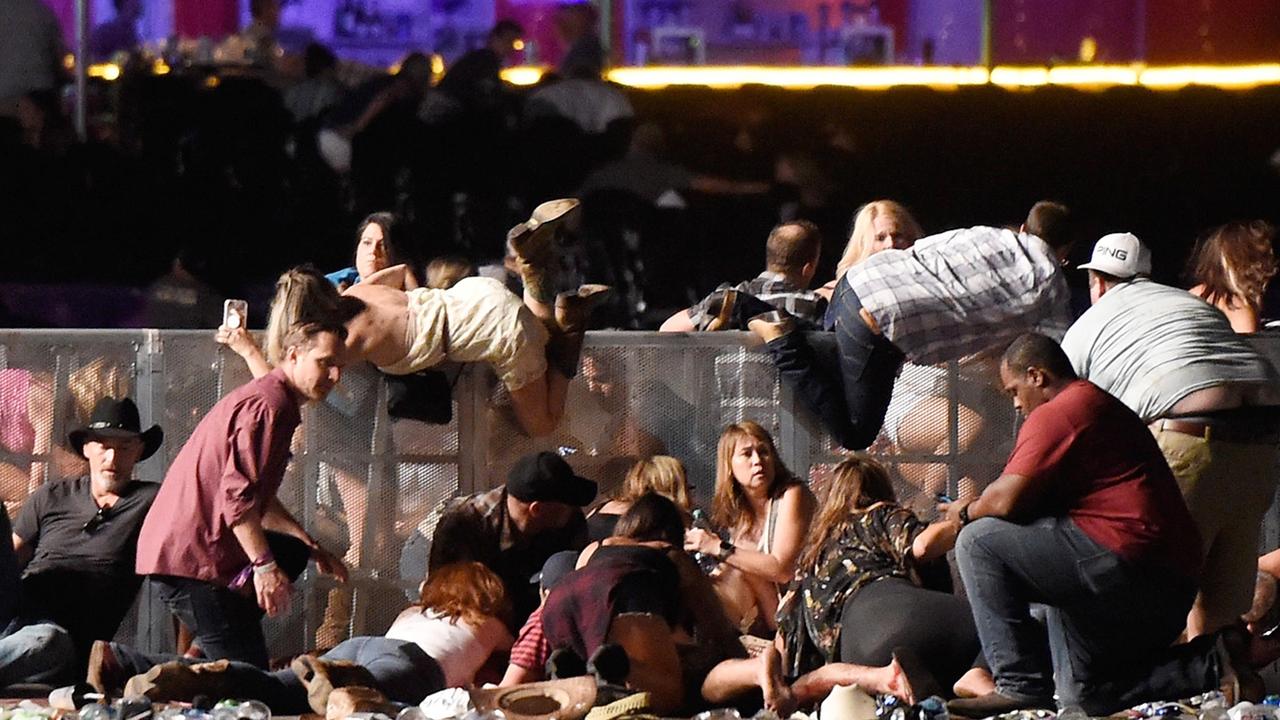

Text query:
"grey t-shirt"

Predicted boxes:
[[1060, 279, 1277, 421], [14, 476, 158, 643]]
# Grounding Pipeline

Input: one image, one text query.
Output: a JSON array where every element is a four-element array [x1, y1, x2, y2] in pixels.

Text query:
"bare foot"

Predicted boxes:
[[953, 667, 996, 699], [760, 645, 798, 717]]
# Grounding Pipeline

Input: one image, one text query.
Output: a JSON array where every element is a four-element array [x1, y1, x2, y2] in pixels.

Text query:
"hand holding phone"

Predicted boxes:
[[223, 299, 248, 330]]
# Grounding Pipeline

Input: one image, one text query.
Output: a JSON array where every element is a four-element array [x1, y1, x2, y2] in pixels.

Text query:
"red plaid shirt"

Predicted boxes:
[[509, 605, 550, 671]]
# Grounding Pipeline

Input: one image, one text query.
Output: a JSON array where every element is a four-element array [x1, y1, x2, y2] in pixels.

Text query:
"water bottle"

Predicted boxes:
[[211, 701, 270, 720], [76, 704, 116, 720], [1057, 706, 1088, 720], [690, 508, 721, 574], [397, 708, 428, 720]]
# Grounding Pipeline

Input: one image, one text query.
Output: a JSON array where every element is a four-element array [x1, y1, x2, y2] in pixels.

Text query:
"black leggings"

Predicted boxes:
[[838, 576, 981, 688]]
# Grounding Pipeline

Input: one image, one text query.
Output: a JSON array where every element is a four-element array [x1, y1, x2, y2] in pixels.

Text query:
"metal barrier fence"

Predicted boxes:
[[1, 329, 1277, 660]]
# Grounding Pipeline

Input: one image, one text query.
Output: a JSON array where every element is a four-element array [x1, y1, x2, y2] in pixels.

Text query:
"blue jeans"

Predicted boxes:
[[761, 281, 904, 450], [150, 576, 272, 668], [0, 622, 76, 687], [110, 636, 443, 713], [956, 516, 1218, 715], [147, 533, 312, 669]]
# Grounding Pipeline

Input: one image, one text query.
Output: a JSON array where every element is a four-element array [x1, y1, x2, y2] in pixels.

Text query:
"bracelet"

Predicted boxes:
[[716, 541, 737, 563], [252, 552, 276, 567], [958, 502, 973, 527], [253, 561, 279, 576]]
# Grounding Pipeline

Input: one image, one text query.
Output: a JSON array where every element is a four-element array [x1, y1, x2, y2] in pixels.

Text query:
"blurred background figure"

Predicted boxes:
[[1187, 220, 1278, 333]]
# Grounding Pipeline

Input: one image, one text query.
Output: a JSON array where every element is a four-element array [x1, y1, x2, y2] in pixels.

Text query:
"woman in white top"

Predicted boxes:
[[116, 561, 513, 713], [385, 560, 515, 688], [684, 421, 815, 636]]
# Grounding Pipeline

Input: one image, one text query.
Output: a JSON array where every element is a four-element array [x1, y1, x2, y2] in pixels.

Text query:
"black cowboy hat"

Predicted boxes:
[[68, 397, 164, 461]]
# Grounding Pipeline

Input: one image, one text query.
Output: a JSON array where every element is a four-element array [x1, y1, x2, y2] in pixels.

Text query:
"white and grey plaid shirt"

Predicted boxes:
[[844, 226, 1071, 364]]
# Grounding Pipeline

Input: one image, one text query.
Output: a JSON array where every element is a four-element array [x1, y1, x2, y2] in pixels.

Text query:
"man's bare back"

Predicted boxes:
[[340, 283, 412, 368]]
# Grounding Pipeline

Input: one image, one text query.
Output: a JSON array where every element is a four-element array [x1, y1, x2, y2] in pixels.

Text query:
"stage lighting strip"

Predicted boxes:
[[78, 62, 1280, 91], [525, 64, 1280, 90]]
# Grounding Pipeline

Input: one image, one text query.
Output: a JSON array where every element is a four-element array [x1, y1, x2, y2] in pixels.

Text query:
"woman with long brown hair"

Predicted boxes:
[[1187, 220, 1277, 333], [683, 421, 815, 635], [701, 456, 977, 714]]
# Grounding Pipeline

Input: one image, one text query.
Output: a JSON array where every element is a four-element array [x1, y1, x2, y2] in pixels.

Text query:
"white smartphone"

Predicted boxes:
[[223, 299, 248, 329]]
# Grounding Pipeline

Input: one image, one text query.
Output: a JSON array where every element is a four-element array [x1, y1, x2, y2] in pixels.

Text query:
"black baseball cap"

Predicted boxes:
[[507, 451, 597, 507], [530, 550, 580, 590]]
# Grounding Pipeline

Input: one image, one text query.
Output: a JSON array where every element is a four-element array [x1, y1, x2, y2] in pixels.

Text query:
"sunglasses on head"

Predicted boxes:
[[83, 504, 111, 533]]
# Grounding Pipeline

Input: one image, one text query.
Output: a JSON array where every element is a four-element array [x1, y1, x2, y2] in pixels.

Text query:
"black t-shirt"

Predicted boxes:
[[13, 476, 159, 641]]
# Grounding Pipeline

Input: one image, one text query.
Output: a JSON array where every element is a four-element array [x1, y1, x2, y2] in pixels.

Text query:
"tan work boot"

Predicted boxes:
[[291, 654, 379, 715], [123, 660, 233, 702], [86, 640, 129, 698], [746, 310, 796, 344], [508, 199, 581, 304], [325, 686, 396, 720], [704, 289, 739, 332], [555, 284, 611, 334]]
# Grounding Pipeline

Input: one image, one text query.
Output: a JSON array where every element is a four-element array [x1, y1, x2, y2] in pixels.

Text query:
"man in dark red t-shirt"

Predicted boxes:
[[944, 333, 1257, 717]]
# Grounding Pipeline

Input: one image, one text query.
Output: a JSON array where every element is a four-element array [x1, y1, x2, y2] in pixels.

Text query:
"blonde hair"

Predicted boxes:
[[798, 455, 898, 572], [835, 200, 924, 278], [617, 455, 691, 510], [264, 267, 346, 364], [419, 561, 511, 627], [426, 256, 475, 290], [711, 421, 798, 534]]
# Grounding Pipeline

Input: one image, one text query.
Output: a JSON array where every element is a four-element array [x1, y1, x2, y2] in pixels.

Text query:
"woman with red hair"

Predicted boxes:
[[101, 562, 513, 713]]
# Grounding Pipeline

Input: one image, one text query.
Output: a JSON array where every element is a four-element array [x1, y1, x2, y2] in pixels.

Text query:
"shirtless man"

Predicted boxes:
[[226, 200, 607, 438]]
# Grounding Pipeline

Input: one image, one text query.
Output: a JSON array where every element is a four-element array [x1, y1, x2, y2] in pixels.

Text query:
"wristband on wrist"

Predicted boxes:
[[252, 552, 276, 567], [716, 541, 736, 563], [252, 561, 279, 576], [958, 502, 973, 527]]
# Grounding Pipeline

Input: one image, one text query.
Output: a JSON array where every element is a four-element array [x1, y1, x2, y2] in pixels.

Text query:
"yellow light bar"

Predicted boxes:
[[1138, 64, 1280, 89], [605, 65, 991, 89], [989, 66, 1049, 87], [502, 66, 545, 86], [1047, 65, 1139, 86], [87, 63, 121, 81], [71, 61, 1280, 92]]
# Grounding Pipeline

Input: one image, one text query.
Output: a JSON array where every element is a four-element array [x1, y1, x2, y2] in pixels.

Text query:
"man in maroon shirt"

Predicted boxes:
[[944, 333, 1258, 717], [132, 321, 350, 669]]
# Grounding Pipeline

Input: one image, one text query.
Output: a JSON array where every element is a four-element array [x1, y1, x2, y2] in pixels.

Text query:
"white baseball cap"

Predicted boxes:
[[1078, 232, 1152, 278]]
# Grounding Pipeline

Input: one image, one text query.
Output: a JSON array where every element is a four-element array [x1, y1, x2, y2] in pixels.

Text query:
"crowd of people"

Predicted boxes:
[[0, 182, 1276, 720], [4, 2, 1280, 717]]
